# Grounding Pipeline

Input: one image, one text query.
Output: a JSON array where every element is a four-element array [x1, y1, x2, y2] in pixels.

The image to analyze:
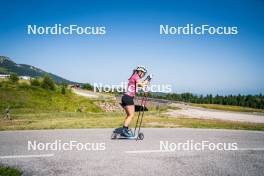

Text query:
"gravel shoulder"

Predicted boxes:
[[165, 103, 264, 123]]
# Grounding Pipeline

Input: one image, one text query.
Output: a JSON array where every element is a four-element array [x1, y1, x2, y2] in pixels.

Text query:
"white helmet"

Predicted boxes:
[[135, 65, 147, 73]]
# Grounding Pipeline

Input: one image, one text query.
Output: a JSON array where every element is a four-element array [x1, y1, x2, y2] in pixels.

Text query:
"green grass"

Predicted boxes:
[[191, 103, 264, 113], [0, 81, 102, 113], [0, 166, 22, 176], [1, 111, 264, 131], [1, 81, 264, 131]]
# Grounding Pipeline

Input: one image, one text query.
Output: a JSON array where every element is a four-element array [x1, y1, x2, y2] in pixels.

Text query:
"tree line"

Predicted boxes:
[[149, 92, 264, 109], [7, 73, 67, 94]]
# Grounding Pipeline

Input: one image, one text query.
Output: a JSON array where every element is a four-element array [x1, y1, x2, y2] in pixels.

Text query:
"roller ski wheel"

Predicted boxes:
[[138, 132, 144, 140], [111, 132, 118, 139], [111, 127, 123, 139]]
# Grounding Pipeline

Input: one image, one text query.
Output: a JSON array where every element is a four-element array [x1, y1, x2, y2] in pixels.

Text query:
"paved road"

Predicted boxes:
[[0, 128, 264, 176], [166, 103, 264, 123]]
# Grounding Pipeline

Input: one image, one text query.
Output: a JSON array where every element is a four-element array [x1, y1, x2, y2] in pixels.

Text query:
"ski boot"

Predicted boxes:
[[111, 127, 133, 139], [111, 127, 144, 140]]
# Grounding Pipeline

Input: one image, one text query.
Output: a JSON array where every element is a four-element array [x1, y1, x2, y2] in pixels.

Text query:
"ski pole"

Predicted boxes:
[[134, 94, 146, 136], [137, 93, 148, 140]]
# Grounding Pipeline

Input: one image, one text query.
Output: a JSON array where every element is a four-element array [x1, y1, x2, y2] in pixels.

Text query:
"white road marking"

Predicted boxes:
[[125, 150, 178, 153], [125, 148, 264, 153], [238, 148, 264, 151], [0, 154, 55, 159]]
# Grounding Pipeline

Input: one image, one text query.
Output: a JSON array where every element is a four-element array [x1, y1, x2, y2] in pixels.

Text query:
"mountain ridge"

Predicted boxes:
[[0, 56, 74, 84]]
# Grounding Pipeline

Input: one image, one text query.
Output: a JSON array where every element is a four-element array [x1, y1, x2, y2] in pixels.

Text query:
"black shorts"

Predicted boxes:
[[121, 94, 134, 107]]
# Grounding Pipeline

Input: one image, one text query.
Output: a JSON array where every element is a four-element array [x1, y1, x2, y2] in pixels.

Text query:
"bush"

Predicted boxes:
[[9, 73, 19, 83], [18, 82, 30, 89], [41, 75, 55, 90], [59, 82, 67, 94], [83, 83, 93, 90], [0, 166, 22, 176], [30, 78, 41, 86], [61, 85, 66, 94]]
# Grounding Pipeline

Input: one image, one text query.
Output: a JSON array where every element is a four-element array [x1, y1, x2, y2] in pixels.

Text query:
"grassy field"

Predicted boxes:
[[0, 81, 102, 114], [0, 166, 22, 176], [192, 103, 264, 113], [1, 111, 264, 131], [1, 81, 264, 131]]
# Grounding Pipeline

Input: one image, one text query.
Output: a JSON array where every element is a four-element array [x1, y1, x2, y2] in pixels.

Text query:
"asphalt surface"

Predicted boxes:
[[0, 128, 264, 176]]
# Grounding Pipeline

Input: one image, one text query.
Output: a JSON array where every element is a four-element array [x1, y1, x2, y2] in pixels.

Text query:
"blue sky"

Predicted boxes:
[[0, 0, 264, 95]]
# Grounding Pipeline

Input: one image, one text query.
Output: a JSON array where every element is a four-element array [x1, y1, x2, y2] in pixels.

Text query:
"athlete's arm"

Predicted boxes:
[[136, 80, 149, 87], [136, 74, 152, 87]]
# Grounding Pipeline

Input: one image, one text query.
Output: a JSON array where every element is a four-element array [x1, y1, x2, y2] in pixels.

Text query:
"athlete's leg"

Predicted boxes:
[[123, 105, 135, 127]]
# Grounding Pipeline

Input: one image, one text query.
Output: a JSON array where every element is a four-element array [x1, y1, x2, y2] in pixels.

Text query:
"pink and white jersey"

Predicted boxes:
[[126, 74, 140, 97]]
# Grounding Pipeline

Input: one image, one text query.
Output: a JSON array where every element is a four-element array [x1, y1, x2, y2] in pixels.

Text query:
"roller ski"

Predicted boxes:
[[111, 127, 144, 140]]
